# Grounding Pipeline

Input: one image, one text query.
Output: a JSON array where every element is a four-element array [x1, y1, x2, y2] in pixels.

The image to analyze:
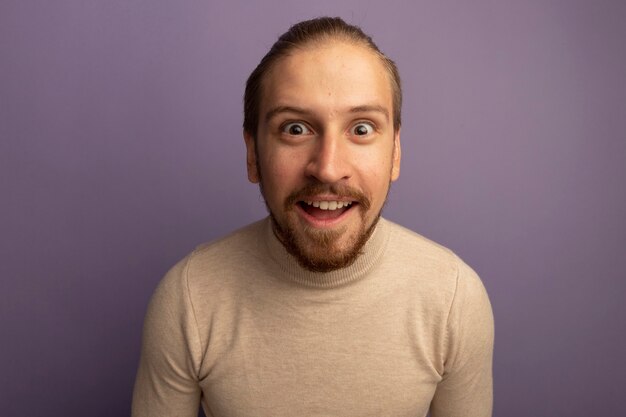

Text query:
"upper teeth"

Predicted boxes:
[[305, 201, 352, 210]]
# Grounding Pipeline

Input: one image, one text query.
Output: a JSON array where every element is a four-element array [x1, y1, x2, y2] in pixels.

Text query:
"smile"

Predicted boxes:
[[303, 200, 353, 210], [296, 199, 357, 226]]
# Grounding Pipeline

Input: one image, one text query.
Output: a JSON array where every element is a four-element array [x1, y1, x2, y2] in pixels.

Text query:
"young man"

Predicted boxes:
[[132, 17, 494, 417]]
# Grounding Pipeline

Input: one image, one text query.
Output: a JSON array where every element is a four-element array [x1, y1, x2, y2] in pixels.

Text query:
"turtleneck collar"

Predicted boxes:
[[263, 217, 390, 289]]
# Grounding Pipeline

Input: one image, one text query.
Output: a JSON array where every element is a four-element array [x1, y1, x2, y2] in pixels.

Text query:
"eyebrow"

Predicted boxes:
[[264, 104, 390, 123], [349, 105, 390, 121], [264, 106, 311, 123]]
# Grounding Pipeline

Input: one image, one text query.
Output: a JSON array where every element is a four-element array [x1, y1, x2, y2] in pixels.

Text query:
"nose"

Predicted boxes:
[[304, 133, 351, 184]]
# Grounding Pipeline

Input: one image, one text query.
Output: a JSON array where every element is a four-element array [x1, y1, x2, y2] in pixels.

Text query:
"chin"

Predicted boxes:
[[270, 212, 379, 273]]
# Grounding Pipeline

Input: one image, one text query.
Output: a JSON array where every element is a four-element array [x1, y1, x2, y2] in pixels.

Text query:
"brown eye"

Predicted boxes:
[[282, 122, 311, 135], [352, 123, 374, 136]]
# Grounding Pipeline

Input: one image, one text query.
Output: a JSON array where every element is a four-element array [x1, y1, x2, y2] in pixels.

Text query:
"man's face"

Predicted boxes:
[[244, 40, 401, 272]]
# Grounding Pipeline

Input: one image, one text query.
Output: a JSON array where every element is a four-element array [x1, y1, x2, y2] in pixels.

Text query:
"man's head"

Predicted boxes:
[[243, 17, 402, 273]]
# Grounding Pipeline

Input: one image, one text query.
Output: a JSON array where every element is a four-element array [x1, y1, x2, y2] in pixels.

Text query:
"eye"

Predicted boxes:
[[351, 122, 374, 136], [282, 122, 311, 136]]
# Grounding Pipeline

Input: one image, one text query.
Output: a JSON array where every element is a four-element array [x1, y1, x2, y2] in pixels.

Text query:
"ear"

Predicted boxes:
[[391, 128, 401, 181], [243, 130, 260, 183]]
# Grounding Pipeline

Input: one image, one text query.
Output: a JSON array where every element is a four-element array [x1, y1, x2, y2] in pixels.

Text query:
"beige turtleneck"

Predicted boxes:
[[132, 217, 494, 417]]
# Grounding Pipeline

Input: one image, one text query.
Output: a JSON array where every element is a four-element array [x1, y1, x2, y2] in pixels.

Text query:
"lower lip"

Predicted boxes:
[[295, 204, 356, 228]]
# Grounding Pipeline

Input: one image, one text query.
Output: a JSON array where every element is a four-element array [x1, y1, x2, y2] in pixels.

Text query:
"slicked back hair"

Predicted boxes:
[[243, 17, 402, 138]]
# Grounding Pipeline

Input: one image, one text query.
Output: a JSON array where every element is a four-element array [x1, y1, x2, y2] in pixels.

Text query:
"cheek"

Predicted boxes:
[[358, 149, 394, 177], [356, 149, 394, 198], [260, 151, 303, 189]]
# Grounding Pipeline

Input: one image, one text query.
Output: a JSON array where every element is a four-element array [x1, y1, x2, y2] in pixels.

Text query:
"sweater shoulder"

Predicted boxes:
[[189, 218, 268, 280], [191, 219, 265, 261], [381, 219, 482, 295], [380, 220, 491, 344], [384, 219, 460, 267], [158, 219, 267, 295]]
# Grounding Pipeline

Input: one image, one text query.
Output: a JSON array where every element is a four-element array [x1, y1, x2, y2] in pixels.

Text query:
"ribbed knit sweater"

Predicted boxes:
[[132, 217, 494, 417]]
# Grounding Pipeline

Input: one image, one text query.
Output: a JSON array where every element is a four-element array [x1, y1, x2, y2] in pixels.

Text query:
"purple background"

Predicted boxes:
[[2, 1, 625, 416]]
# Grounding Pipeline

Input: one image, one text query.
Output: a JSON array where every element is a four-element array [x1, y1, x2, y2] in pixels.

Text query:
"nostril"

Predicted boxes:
[[305, 160, 351, 183]]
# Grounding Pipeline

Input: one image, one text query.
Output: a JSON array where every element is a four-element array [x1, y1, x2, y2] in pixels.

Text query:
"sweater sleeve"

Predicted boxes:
[[430, 259, 494, 417], [131, 256, 203, 417]]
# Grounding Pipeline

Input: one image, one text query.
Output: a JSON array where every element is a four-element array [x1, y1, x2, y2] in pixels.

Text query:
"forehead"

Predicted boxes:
[[260, 41, 393, 114]]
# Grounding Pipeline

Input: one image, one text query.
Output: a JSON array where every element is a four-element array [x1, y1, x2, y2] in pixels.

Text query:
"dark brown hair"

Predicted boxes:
[[243, 17, 402, 137]]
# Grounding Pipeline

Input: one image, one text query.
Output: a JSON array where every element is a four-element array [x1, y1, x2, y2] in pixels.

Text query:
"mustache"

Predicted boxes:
[[284, 182, 371, 211]]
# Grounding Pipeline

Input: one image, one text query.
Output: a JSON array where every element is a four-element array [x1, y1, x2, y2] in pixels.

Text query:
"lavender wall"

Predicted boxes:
[[2, 1, 625, 416]]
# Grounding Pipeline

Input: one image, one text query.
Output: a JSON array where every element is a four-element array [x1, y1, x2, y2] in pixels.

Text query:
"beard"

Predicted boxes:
[[261, 181, 385, 273]]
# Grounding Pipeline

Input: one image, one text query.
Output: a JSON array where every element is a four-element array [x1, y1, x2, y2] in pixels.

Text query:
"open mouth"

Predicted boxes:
[[297, 200, 357, 221]]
